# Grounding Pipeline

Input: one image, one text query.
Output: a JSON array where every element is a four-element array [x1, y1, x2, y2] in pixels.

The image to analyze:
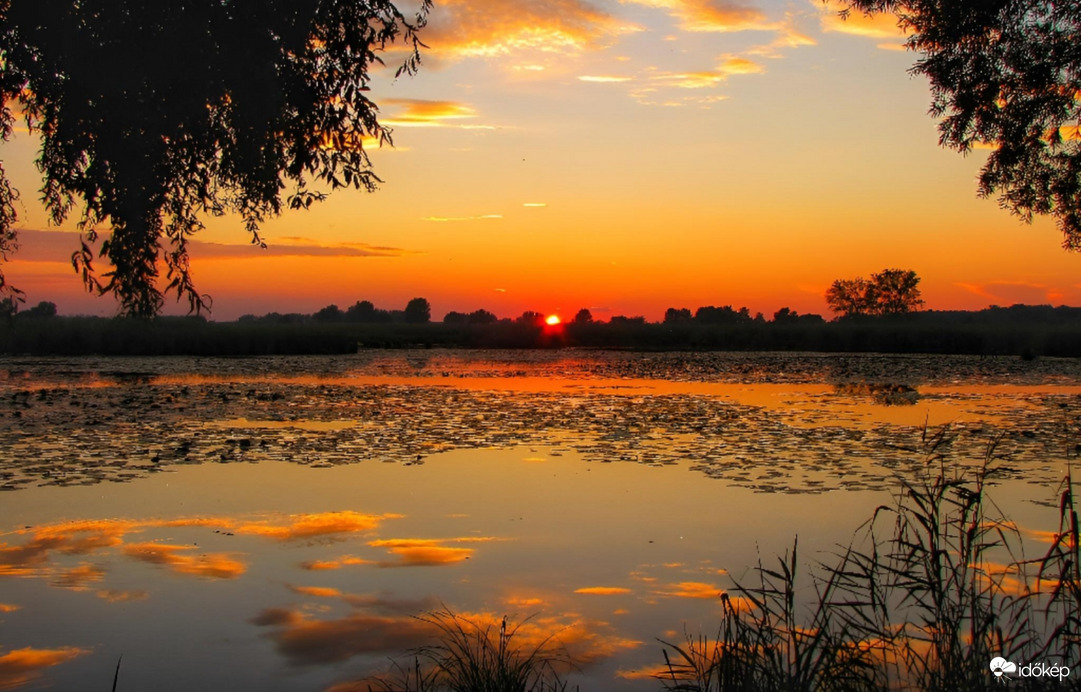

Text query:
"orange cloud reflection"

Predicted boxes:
[[367, 536, 500, 567], [0, 646, 88, 690], [574, 586, 632, 595], [123, 543, 247, 579]]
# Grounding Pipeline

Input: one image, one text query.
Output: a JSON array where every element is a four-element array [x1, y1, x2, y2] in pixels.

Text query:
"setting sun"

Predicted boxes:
[[545, 315, 561, 326]]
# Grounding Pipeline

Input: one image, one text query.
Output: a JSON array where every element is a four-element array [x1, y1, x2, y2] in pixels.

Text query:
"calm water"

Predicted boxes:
[[1, 351, 1078, 690]]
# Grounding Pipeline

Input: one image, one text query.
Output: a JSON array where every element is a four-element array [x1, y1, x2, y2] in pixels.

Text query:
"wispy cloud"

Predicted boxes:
[[817, 0, 907, 45], [423, 0, 638, 59], [422, 214, 504, 222], [382, 98, 481, 128], [4, 229, 414, 263], [578, 75, 633, 83], [621, 0, 768, 33]]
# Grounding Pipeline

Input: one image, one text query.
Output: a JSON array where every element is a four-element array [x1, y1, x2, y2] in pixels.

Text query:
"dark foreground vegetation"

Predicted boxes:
[[365, 431, 1080, 691], [3, 304, 1081, 357]]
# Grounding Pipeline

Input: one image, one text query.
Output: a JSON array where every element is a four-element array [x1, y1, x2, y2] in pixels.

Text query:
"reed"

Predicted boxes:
[[367, 610, 574, 692], [658, 427, 1081, 691]]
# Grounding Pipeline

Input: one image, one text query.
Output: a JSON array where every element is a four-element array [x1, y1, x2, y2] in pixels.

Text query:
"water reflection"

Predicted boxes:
[[1, 352, 1079, 689], [832, 382, 920, 406], [0, 647, 89, 689], [2, 367, 1073, 493], [2, 448, 923, 690]]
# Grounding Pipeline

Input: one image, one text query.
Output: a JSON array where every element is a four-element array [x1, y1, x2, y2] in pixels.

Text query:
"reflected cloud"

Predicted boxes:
[[0, 646, 88, 690], [299, 556, 372, 571], [574, 586, 632, 595], [252, 609, 436, 666], [96, 589, 149, 603], [368, 538, 487, 567], [123, 543, 247, 579], [50, 563, 105, 591], [289, 585, 344, 599], [254, 607, 641, 672], [0, 604, 18, 613], [234, 511, 396, 542], [653, 581, 723, 599]]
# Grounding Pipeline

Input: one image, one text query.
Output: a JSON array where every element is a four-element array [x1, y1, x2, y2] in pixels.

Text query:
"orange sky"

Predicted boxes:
[[2, 0, 1079, 320]]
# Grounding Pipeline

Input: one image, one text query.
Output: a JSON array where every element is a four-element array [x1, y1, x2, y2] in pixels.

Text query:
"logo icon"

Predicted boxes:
[[991, 657, 1018, 682]]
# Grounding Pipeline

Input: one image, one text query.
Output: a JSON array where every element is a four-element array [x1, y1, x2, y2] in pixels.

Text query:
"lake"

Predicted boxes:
[[1, 350, 1078, 690]]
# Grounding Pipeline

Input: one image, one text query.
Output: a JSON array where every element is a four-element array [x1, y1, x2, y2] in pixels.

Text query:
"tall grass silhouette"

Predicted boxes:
[[658, 428, 1081, 692]]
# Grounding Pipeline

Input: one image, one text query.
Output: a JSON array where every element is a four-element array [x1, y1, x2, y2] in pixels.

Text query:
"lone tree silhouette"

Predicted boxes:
[[826, 268, 924, 317], [842, 0, 1081, 246], [0, 0, 428, 316]]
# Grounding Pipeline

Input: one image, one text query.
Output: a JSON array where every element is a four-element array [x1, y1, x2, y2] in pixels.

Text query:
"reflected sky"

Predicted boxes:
[[0, 445, 1069, 690], [1, 352, 1079, 690]]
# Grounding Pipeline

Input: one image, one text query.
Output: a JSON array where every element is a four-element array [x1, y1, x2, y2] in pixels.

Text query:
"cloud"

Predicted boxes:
[[0, 604, 18, 613], [954, 280, 1064, 305], [621, 0, 769, 33], [817, 0, 907, 41], [0, 647, 89, 690], [381, 99, 480, 128], [4, 229, 413, 264], [422, 0, 637, 59], [578, 75, 632, 83], [523, 202, 548, 207], [123, 543, 247, 579], [422, 214, 504, 222]]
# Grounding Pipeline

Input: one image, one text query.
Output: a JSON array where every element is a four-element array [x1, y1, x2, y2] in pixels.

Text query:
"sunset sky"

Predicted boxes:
[[2, 0, 1079, 321]]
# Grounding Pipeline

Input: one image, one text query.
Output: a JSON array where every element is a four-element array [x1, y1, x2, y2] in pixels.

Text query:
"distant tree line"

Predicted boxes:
[[5, 302, 1081, 357], [240, 297, 432, 325]]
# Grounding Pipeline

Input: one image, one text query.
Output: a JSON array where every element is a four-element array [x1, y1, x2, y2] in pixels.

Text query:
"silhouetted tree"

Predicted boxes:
[[609, 315, 646, 325], [442, 311, 467, 324], [841, 0, 1081, 245], [313, 304, 343, 322], [0, 0, 429, 315], [0, 295, 14, 320], [871, 268, 924, 314], [516, 311, 545, 327], [773, 307, 800, 324], [467, 309, 497, 325], [571, 308, 593, 324], [404, 297, 431, 323], [825, 277, 875, 318], [664, 307, 693, 324], [23, 301, 57, 318], [695, 305, 751, 325], [346, 300, 376, 322], [826, 269, 923, 317]]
